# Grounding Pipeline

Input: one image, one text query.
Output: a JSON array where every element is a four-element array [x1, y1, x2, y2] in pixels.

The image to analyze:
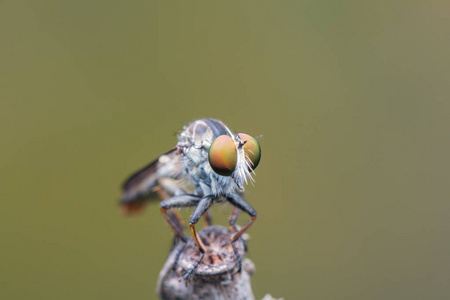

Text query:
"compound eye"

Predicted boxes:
[[208, 135, 237, 176], [237, 133, 261, 170]]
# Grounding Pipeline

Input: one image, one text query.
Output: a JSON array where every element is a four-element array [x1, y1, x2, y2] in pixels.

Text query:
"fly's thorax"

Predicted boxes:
[[177, 118, 232, 175], [184, 146, 208, 167], [179, 119, 232, 145]]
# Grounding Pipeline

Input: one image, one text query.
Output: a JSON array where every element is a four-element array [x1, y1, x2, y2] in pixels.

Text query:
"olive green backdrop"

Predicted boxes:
[[1, 1, 449, 299]]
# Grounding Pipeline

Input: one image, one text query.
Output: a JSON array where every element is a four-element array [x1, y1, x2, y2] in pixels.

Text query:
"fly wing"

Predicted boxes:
[[120, 148, 186, 214]]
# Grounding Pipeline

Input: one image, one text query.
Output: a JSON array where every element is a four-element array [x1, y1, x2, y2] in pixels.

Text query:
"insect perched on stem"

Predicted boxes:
[[120, 118, 261, 280]]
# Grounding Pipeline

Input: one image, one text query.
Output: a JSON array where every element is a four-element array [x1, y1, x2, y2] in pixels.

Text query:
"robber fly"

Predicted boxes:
[[120, 118, 261, 279]]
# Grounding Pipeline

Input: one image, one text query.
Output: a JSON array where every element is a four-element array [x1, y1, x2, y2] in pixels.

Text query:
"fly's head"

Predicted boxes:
[[177, 119, 261, 195]]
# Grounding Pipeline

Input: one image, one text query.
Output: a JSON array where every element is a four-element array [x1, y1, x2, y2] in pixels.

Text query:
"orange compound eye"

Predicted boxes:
[[208, 135, 237, 176], [237, 133, 261, 170]]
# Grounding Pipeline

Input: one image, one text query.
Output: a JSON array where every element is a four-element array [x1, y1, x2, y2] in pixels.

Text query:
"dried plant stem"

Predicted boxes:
[[157, 226, 255, 300]]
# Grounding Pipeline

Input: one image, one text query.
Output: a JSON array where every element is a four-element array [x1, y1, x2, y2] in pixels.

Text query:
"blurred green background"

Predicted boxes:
[[1, 1, 449, 299]]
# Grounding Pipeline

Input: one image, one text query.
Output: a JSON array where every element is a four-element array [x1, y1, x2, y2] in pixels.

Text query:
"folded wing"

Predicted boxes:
[[120, 148, 188, 214]]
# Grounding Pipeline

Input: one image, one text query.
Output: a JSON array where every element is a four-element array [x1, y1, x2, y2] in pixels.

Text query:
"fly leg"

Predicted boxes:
[[228, 207, 243, 272], [226, 193, 257, 272], [160, 194, 201, 243], [228, 207, 240, 232], [184, 196, 214, 281], [194, 183, 212, 227], [228, 207, 248, 253], [156, 178, 190, 247], [226, 193, 257, 242], [203, 210, 212, 226], [154, 185, 184, 246]]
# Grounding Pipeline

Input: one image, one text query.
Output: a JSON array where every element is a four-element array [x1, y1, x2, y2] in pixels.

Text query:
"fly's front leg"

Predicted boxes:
[[196, 182, 212, 227], [183, 196, 213, 281], [226, 193, 257, 242], [228, 207, 249, 253], [160, 194, 201, 243], [226, 193, 257, 272], [189, 196, 213, 252], [229, 207, 240, 232]]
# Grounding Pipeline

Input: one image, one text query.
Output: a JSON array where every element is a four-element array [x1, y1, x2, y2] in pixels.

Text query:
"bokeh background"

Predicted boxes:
[[1, 1, 450, 299]]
